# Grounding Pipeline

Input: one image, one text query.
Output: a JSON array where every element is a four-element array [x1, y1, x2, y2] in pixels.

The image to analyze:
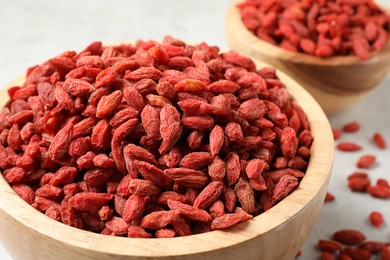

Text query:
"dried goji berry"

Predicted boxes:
[[179, 152, 213, 170], [356, 155, 376, 169], [358, 241, 386, 254], [12, 184, 35, 204], [96, 90, 123, 118], [340, 247, 371, 260], [337, 142, 362, 152], [210, 211, 253, 230], [367, 185, 390, 199], [318, 239, 343, 253], [193, 181, 224, 209], [68, 192, 114, 212], [127, 226, 152, 238], [140, 210, 180, 230], [369, 211, 384, 228], [373, 132, 386, 149], [381, 246, 390, 260], [123, 194, 145, 223], [333, 229, 366, 245], [321, 251, 335, 260], [348, 175, 371, 192], [105, 216, 129, 235], [324, 192, 335, 202], [342, 121, 361, 133], [234, 178, 255, 214]]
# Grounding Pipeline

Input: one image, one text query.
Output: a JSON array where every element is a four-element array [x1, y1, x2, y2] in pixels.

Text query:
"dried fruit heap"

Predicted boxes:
[[0, 36, 312, 238], [238, 0, 390, 60]]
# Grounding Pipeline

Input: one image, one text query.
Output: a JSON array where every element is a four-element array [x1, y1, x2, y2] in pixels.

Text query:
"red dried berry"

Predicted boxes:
[[332, 128, 342, 140], [324, 192, 335, 202], [358, 241, 387, 254], [333, 229, 366, 245], [318, 239, 343, 253], [369, 211, 384, 228], [342, 121, 360, 133], [356, 155, 376, 169], [373, 132, 386, 149], [367, 185, 390, 199], [337, 142, 362, 152]]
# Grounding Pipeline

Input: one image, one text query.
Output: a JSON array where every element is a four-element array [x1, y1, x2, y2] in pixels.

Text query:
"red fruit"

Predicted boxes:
[[333, 229, 366, 245], [356, 155, 376, 169], [373, 132, 386, 149], [369, 211, 384, 228], [342, 121, 360, 133], [337, 142, 362, 152]]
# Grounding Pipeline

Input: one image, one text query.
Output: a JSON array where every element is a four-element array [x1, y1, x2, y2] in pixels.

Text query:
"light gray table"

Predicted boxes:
[[0, 0, 389, 259]]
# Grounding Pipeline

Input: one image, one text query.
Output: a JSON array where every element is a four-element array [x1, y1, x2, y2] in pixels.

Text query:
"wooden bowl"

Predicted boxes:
[[0, 58, 334, 260], [225, 0, 390, 115]]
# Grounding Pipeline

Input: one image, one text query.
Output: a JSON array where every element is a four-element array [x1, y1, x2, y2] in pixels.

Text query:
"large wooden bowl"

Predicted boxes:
[[0, 57, 334, 260], [225, 0, 390, 115]]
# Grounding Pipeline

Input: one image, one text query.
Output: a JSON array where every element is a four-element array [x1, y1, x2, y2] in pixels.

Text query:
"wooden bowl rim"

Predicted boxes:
[[226, 0, 390, 66], [0, 54, 334, 257]]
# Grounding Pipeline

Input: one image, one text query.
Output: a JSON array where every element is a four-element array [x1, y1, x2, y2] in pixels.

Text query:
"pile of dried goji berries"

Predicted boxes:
[[313, 121, 390, 259], [238, 0, 390, 60], [0, 36, 313, 238]]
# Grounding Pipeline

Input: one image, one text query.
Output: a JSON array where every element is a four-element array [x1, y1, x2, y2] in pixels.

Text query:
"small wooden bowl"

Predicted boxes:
[[225, 0, 390, 115], [0, 58, 334, 260]]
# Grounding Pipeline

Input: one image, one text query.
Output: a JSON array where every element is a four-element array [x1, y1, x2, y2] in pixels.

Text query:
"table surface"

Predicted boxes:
[[0, 0, 389, 259]]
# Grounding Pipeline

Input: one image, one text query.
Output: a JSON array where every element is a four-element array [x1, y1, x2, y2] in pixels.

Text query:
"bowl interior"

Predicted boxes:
[[226, 0, 390, 66], [0, 58, 334, 258], [226, 0, 390, 115]]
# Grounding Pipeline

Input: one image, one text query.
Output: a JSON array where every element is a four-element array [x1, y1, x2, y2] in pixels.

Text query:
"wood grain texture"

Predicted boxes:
[[225, 0, 390, 115], [0, 57, 334, 260]]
